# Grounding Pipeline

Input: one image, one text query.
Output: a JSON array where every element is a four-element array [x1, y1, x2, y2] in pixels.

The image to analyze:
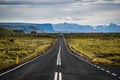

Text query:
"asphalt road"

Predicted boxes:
[[0, 35, 120, 80]]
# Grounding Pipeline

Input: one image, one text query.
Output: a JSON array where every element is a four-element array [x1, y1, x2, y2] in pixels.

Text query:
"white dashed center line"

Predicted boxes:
[[57, 45, 61, 66], [54, 72, 58, 80], [54, 44, 62, 80]]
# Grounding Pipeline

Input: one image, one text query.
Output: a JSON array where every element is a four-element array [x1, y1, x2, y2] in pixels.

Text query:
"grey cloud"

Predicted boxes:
[[75, 0, 97, 3], [0, 0, 117, 5], [0, 0, 75, 5], [90, 3, 120, 11], [0, 0, 120, 25], [103, 0, 114, 1]]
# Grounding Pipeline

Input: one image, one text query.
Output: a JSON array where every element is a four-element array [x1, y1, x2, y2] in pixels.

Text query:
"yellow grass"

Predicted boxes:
[[66, 37, 120, 65], [0, 37, 56, 70]]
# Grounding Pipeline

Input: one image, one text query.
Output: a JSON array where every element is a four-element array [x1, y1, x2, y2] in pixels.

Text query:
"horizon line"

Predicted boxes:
[[0, 21, 119, 26]]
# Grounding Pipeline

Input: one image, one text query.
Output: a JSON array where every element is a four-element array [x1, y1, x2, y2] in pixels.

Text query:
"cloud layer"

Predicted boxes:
[[0, 0, 120, 25], [0, 0, 120, 5]]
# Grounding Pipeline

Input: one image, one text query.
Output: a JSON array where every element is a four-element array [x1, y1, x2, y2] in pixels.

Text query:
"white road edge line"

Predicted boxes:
[[106, 70, 110, 73], [118, 77, 120, 79], [111, 73, 117, 76], [0, 37, 59, 77], [0, 54, 43, 76], [101, 68, 105, 71], [97, 66, 100, 69], [63, 37, 120, 79]]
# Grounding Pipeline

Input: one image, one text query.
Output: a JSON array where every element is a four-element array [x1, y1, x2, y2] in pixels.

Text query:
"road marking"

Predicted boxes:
[[59, 72, 62, 80], [0, 38, 59, 77], [0, 54, 42, 76], [63, 37, 120, 79], [54, 42, 62, 80], [97, 66, 100, 69], [106, 70, 110, 73], [54, 72, 58, 80], [54, 72, 62, 80], [111, 73, 117, 76], [56, 44, 61, 66], [93, 65, 97, 67], [101, 68, 105, 71], [90, 63, 93, 66], [119, 77, 120, 79]]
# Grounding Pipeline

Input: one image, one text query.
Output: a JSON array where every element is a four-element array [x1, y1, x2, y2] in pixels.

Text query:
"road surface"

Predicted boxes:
[[0, 35, 120, 80]]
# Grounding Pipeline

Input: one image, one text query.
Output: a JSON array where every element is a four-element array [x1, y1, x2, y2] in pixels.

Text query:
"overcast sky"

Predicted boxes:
[[0, 0, 120, 25]]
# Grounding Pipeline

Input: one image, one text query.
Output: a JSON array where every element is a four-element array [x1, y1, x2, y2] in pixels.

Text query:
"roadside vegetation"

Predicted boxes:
[[65, 33, 120, 65], [0, 27, 57, 70]]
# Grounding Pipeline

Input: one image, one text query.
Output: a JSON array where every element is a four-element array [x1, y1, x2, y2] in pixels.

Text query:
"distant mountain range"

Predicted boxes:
[[53, 22, 93, 33], [0, 23, 55, 33], [53, 22, 120, 33], [0, 22, 120, 33]]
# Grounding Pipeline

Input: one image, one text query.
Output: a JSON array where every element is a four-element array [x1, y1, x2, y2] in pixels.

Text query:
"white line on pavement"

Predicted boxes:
[[97, 66, 100, 69], [56, 44, 61, 66], [118, 77, 120, 79], [0, 37, 59, 77], [63, 36, 120, 79], [106, 70, 110, 73], [101, 68, 105, 71], [59, 72, 62, 80], [111, 73, 117, 76], [54, 72, 62, 80], [54, 42, 62, 80], [54, 72, 58, 80], [0, 54, 43, 76]]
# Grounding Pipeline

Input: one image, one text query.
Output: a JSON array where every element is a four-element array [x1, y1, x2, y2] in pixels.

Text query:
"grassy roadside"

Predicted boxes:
[[0, 34, 57, 70], [0, 27, 58, 70], [65, 33, 120, 66]]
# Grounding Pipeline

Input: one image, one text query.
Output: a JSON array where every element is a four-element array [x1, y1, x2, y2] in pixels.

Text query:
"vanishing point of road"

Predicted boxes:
[[0, 35, 120, 80]]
